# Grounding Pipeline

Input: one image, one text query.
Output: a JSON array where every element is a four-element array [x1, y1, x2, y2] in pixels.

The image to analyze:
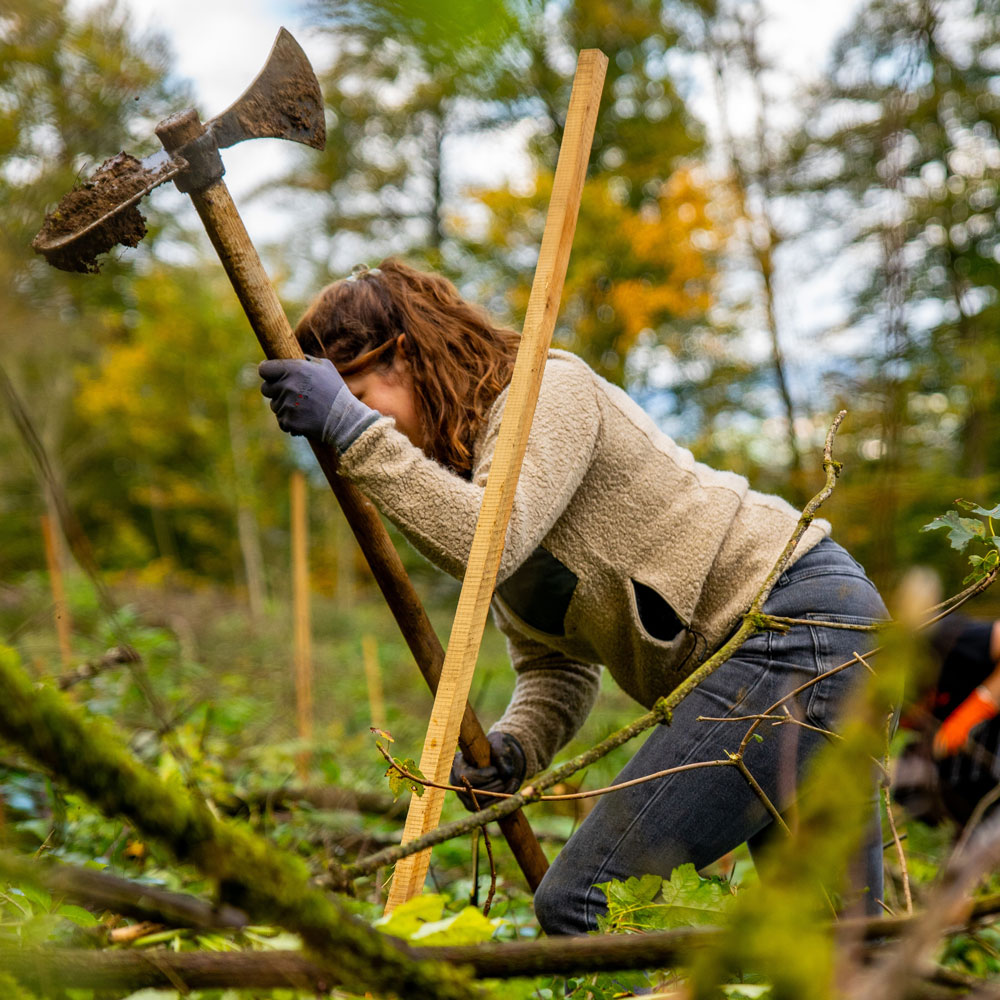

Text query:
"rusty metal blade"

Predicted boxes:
[[31, 150, 186, 272], [31, 27, 324, 274], [207, 27, 326, 151]]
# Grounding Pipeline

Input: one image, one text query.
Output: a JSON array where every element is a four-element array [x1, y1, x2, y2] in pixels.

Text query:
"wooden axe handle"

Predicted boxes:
[[154, 112, 548, 892]]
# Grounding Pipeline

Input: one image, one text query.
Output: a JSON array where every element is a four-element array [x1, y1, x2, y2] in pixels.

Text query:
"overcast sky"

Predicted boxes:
[[69, 0, 864, 333], [89, 0, 865, 208]]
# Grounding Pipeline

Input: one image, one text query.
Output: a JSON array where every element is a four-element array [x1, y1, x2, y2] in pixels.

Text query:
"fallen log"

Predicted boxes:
[[7, 896, 1000, 991]]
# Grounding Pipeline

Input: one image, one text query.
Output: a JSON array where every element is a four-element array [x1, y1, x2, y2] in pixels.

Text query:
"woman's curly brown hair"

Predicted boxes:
[[294, 258, 521, 477]]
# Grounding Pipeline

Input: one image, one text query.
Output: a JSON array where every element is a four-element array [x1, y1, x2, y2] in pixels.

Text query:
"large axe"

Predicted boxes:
[[33, 28, 548, 891]]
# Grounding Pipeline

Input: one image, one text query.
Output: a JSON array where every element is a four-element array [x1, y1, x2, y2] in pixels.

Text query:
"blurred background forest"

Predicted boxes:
[[4, 0, 1000, 993]]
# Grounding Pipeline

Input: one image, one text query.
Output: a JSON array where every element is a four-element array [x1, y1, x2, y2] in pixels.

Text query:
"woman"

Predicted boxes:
[[259, 258, 889, 931]]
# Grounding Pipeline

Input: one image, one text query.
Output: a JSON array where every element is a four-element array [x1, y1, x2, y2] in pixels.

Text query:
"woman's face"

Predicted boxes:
[[344, 355, 423, 449]]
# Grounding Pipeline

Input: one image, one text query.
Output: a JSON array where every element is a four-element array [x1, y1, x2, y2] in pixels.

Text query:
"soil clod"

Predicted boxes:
[[32, 152, 153, 273]]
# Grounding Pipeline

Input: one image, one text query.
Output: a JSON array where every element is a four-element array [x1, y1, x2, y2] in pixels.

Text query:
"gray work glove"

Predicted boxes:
[[258, 356, 378, 452], [450, 731, 527, 812]]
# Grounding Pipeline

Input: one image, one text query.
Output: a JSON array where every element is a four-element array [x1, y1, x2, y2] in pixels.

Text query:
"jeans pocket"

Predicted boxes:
[[803, 612, 884, 731]]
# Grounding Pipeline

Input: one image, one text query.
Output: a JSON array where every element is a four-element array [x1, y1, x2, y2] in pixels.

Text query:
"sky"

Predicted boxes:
[[68, 0, 866, 352]]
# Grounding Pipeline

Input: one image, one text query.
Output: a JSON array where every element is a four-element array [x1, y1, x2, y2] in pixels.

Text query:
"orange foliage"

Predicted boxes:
[[472, 163, 721, 383]]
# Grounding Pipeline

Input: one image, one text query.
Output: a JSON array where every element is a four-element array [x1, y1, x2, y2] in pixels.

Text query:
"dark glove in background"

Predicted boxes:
[[450, 731, 527, 812]]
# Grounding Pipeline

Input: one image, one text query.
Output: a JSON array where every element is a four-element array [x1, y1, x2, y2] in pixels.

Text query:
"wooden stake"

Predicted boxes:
[[361, 634, 386, 732], [291, 470, 313, 781], [385, 48, 607, 912], [40, 513, 73, 669]]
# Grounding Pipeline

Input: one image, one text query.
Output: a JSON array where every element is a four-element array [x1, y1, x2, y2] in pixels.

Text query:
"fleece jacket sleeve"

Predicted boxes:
[[337, 357, 602, 582], [489, 604, 603, 779]]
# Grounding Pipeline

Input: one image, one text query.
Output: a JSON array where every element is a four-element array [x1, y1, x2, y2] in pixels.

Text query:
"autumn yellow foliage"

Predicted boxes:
[[473, 163, 721, 384]]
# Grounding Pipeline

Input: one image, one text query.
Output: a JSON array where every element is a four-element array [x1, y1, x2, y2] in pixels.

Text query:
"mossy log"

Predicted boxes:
[[0, 646, 477, 1000], [4, 896, 999, 991]]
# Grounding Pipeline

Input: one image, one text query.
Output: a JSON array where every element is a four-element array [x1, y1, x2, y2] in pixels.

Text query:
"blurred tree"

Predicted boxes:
[[0, 0, 191, 577], [787, 0, 1000, 588], [281, 0, 537, 279], [72, 264, 289, 588], [464, 0, 718, 387], [676, 0, 806, 490]]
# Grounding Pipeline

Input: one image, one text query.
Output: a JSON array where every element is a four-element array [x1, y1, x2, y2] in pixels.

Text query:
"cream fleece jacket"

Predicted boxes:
[[339, 350, 829, 777]]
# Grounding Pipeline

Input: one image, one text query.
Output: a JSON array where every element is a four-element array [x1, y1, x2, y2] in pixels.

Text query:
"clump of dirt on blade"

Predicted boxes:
[[32, 152, 150, 274]]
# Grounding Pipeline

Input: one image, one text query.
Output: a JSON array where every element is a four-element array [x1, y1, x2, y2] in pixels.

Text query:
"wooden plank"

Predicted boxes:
[[385, 48, 608, 913], [291, 469, 314, 781], [40, 513, 73, 669]]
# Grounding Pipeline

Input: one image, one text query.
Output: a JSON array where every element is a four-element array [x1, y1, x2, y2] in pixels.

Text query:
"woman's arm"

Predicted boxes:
[[339, 356, 602, 581], [487, 607, 603, 779]]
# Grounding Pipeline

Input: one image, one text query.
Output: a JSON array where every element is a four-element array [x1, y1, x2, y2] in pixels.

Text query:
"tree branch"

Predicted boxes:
[[10, 894, 1000, 990], [0, 849, 247, 930], [0, 647, 477, 1000]]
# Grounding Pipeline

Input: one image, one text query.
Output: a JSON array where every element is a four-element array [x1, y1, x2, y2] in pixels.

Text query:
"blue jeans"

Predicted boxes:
[[534, 537, 890, 934]]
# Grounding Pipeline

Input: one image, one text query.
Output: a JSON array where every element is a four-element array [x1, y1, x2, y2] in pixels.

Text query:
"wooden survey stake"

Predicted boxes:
[[291, 470, 314, 781], [385, 48, 608, 912], [40, 513, 73, 669]]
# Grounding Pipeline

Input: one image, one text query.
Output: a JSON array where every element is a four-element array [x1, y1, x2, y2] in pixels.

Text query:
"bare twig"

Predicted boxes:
[[697, 709, 842, 740], [464, 783, 496, 916], [852, 815, 1000, 998], [56, 646, 141, 690], [952, 782, 1000, 861], [764, 615, 884, 632], [732, 755, 790, 834], [883, 785, 913, 916]]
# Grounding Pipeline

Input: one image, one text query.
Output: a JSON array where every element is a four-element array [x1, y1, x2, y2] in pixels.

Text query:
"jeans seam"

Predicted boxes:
[[581, 660, 774, 927]]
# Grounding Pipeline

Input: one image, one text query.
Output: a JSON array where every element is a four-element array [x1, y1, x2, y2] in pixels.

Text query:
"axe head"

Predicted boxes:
[[32, 27, 325, 274]]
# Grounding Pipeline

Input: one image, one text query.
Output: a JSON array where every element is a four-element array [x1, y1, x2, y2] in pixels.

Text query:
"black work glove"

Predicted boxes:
[[258, 356, 377, 451], [450, 731, 527, 812]]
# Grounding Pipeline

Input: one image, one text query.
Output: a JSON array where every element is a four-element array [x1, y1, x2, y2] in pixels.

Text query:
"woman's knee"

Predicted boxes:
[[533, 857, 600, 936]]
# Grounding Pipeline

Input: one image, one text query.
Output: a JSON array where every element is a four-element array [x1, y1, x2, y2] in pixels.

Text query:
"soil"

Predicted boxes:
[[31, 152, 152, 274]]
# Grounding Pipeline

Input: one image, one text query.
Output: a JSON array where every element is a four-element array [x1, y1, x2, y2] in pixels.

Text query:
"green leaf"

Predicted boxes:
[[409, 905, 504, 945], [657, 863, 734, 928], [56, 903, 99, 928], [16, 913, 62, 946], [17, 885, 53, 912], [596, 866, 734, 933], [596, 873, 663, 909], [956, 499, 1000, 518], [922, 510, 986, 550], [385, 757, 426, 800], [722, 985, 771, 999], [374, 893, 446, 939]]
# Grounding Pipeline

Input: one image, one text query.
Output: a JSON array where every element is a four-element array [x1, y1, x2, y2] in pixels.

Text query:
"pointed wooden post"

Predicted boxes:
[[385, 48, 608, 913], [291, 470, 314, 781]]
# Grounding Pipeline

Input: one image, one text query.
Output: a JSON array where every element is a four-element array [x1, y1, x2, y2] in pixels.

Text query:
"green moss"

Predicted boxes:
[[0, 645, 480, 1000], [745, 612, 790, 634], [0, 971, 39, 999]]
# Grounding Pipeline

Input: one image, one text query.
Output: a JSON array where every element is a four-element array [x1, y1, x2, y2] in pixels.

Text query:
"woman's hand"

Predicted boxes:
[[450, 732, 527, 812], [258, 356, 377, 452]]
